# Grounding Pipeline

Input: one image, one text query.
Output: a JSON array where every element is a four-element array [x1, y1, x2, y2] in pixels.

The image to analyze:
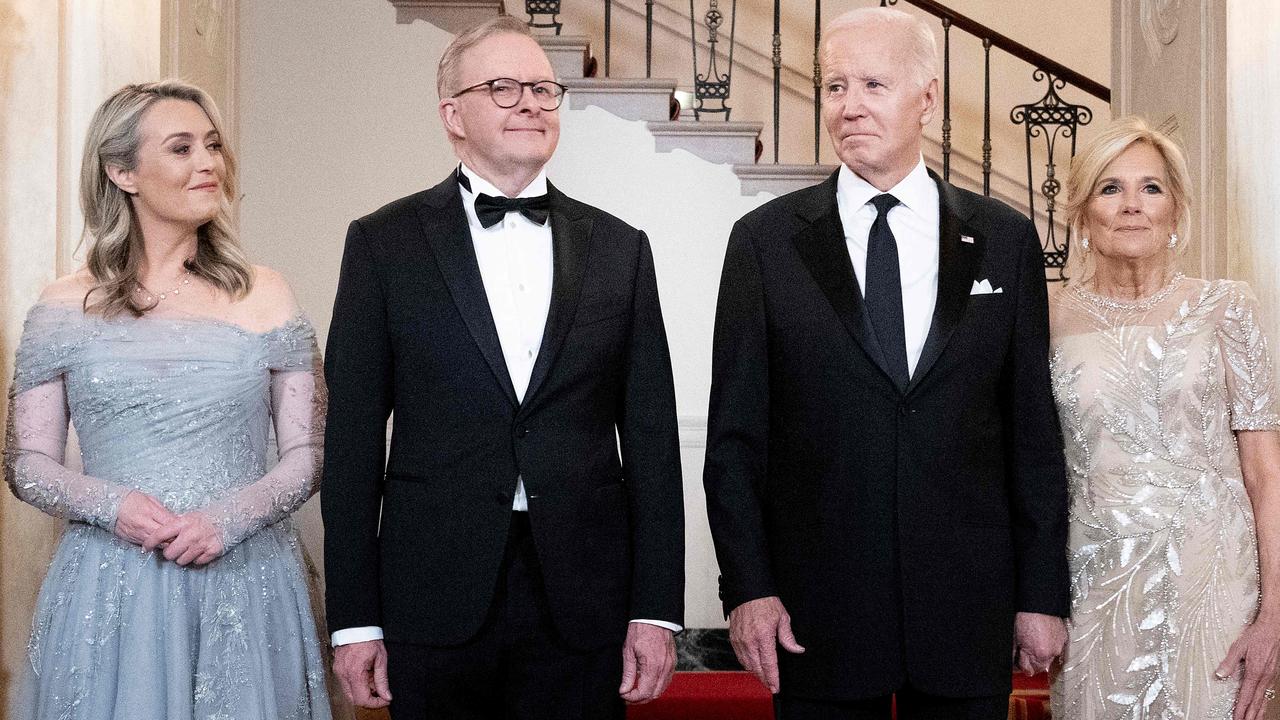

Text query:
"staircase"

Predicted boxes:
[[387, 0, 838, 198], [387, 0, 1112, 275]]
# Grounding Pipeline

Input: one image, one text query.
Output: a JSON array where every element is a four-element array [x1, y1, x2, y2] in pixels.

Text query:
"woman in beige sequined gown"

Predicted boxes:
[[1049, 117, 1280, 720]]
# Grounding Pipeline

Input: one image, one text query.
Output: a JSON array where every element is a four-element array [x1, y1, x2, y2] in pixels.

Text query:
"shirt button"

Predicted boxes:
[[518, 283, 526, 292], [526, 349, 534, 358]]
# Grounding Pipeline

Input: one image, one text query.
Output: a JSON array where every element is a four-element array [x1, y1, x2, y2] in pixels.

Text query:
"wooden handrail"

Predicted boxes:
[[890, 0, 1111, 103]]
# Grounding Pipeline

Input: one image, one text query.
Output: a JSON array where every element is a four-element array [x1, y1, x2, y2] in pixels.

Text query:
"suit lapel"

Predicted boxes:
[[907, 172, 984, 394], [520, 183, 593, 413], [417, 175, 519, 408], [790, 172, 897, 388]]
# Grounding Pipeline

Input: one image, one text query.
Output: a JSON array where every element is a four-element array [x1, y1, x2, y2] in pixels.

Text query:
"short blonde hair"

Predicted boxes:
[[436, 15, 534, 100], [80, 79, 251, 317], [822, 7, 938, 89], [1064, 116, 1192, 285]]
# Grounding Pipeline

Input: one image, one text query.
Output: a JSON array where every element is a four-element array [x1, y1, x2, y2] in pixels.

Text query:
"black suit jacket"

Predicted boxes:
[[703, 170, 1067, 699], [322, 173, 684, 650]]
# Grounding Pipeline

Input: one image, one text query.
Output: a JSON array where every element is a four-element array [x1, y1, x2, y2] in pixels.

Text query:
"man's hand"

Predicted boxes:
[[143, 512, 225, 566], [729, 596, 805, 693], [333, 640, 392, 709], [619, 622, 676, 704], [1013, 612, 1067, 675], [114, 491, 178, 546]]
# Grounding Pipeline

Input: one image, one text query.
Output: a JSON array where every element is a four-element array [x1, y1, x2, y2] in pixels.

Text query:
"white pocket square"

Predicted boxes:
[[970, 279, 1003, 295]]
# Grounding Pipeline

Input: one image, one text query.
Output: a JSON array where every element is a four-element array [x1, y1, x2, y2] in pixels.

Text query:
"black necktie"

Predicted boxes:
[[456, 168, 551, 228], [865, 193, 909, 388]]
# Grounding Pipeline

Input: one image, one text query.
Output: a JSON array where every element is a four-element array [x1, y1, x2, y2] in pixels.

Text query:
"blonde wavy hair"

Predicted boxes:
[[80, 79, 251, 317], [1063, 115, 1192, 286]]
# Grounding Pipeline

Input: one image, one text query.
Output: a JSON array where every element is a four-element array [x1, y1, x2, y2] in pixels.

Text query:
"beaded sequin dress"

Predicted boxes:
[[1048, 277, 1277, 720], [4, 301, 338, 720]]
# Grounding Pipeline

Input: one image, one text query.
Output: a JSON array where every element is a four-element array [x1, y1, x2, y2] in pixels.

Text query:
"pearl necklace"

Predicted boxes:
[[135, 268, 193, 304], [1072, 272, 1185, 313]]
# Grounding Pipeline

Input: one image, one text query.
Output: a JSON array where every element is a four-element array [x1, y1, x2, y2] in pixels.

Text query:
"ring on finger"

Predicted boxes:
[[1265, 688, 1277, 700]]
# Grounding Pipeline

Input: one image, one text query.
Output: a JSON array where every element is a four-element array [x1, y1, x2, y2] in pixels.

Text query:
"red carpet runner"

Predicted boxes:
[[627, 672, 1051, 720]]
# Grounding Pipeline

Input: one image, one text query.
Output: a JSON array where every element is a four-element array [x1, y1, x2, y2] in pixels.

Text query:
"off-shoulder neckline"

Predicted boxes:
[[27, 299, 312, 338]]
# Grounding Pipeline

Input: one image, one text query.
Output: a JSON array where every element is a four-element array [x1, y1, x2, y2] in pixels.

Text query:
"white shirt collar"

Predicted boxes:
[[457, 162, 548, 199], [836, 157, 934, 216]]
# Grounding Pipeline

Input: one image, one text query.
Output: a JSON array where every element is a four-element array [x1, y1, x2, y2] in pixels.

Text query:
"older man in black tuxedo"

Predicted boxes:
[[704, 7, 1069, 719], [321, 16, 684, 719]]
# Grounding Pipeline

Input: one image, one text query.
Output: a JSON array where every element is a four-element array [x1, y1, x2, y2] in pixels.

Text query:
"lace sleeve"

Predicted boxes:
[[1219, 281, 1280, 431], [4, 377, 130, 529], [198, 324, 326, 550]]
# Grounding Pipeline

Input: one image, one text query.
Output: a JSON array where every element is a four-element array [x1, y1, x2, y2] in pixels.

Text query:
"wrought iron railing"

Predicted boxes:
[[880, 0, 1106, 279], [524, 0, 1109, 278]]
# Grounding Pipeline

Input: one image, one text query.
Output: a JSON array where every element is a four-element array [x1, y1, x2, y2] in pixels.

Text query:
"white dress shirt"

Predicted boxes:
[[332, 165, 678, 647], [461, 162, 555, 515], [835, 157, 940, 377]]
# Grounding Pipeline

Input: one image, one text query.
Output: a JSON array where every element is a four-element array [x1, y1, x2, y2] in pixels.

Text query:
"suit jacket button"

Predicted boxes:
[[517, 427, 530, 437], [899, 403, 909, 416]]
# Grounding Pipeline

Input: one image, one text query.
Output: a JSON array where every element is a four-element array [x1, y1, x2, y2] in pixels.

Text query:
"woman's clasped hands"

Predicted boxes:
[[113, 490, 226, 566]]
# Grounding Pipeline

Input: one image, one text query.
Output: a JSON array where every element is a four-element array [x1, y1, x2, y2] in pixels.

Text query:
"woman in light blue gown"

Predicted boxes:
[[4, 80, 340, 719]]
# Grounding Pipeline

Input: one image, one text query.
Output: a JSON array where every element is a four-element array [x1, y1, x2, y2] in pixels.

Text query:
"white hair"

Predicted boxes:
[[822, 7, 939, 89]]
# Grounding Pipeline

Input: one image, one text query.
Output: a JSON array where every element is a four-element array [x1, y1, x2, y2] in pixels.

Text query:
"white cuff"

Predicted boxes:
[[331, 626, 384, 647], [629, 618, 683, 633]]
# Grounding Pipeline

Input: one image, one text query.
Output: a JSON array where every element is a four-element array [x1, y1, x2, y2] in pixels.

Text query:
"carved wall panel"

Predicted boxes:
[[1113, 0, 1226, 279]]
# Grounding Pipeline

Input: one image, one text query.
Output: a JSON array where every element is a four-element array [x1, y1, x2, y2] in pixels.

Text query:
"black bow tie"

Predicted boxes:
[[473, 193, 550, 229], [457, 167, 550, 228]]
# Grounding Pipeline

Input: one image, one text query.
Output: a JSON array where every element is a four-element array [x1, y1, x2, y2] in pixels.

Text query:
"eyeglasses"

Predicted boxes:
[[452, 78, 568, 111]]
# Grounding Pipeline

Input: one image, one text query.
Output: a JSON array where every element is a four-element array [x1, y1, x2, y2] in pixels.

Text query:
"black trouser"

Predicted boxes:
[[386, 513, 624, 720], [774, 686, 1008, 720]]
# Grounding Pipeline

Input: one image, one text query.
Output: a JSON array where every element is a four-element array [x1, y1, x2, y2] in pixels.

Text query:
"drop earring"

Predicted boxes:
[[1168, 233, 1178, 249], [1081, 236, 1090, 252]]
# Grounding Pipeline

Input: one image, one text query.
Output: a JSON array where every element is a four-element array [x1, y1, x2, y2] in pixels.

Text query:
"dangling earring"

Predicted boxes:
[[1168, 233, 1178, 250], [1081, 236, 1090, 253]]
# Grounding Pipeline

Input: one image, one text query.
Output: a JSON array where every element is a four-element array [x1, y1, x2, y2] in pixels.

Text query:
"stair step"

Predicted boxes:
[[733, 163, 838, 197], [387, 0, 500, 32], [564, 78, 677, 122], [646, 121, 763, 166], [536, 35, 591, 80]]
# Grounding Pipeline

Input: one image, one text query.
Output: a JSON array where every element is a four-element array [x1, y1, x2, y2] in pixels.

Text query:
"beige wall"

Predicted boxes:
[[1227, 2, 1280, 339], [0, 0, 161, 710]]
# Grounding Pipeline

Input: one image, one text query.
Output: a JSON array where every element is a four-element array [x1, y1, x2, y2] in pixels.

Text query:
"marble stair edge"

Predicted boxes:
[[387, 0, 503, 34]]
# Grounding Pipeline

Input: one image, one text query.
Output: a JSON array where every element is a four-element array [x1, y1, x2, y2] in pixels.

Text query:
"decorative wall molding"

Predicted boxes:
[[1113, 0, 1226, 280], [162, 0, 238, 143], [1139, 0, 1181, 62]]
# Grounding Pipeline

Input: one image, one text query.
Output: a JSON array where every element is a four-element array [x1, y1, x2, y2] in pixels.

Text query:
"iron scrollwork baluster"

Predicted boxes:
[[813, 0, 822, 164], [981, 37, 992, 196], [772, 0, 781, 160], [940, 17, 951, 182], [646, 0, 656, 78], [688, 0, 737, 121], [604, 0, 612, 76], [524, 0, 562, 35], [1011, 70, 1093, 281]]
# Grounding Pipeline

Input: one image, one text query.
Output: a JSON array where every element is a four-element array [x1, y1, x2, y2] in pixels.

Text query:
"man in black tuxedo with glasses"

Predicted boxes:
[[704, 6, 1069, 719], [321, 16, 684, 719]]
